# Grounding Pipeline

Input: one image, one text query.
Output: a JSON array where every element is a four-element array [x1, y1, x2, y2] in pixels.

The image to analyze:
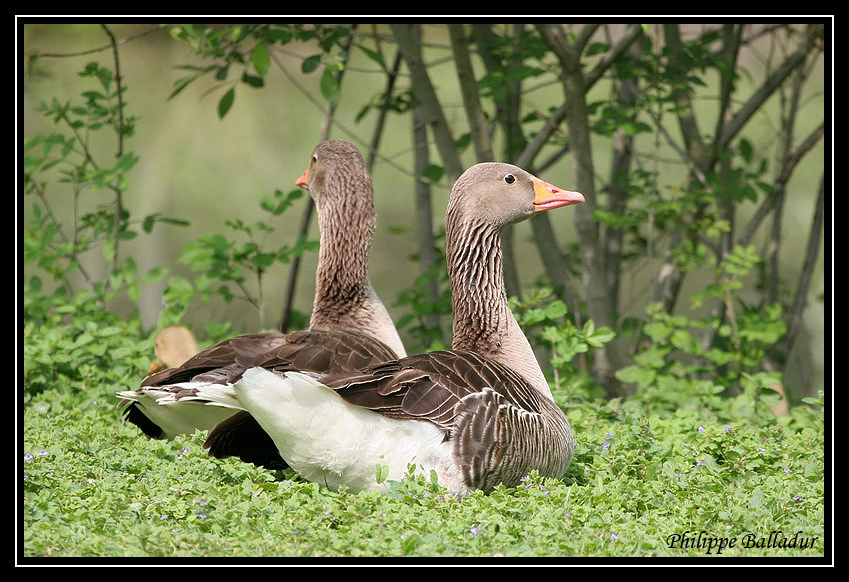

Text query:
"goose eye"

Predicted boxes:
[[503, 174, 516, 184]]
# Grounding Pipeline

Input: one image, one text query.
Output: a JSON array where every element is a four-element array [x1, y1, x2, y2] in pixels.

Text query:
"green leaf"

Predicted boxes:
[[301, 54, 321, 74], [375, 463, 389, 484], [643, 322, 670, 341], [544, 300, 568, 320], [241, 74, 264, 88], [356, 44, 385, 68], [615, 365, 656, 386], [251, 43, 270, 77], [421, 164, 444, 183], [218, 88, 235, 118], [319, 67, 339, 106], [113, 153, 139, 175], [141, 266, 168, 283]]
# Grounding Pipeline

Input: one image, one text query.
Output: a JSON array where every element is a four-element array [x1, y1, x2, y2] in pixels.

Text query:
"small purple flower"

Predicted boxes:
[[24, 454, 33, 462], [723, 426, 732, 432], [601, 442, 610, 450], [783, 467, 791, 473], [470, 526, 479, 536], [698, 426, 705, 433], [758, 448, 766, 454], [610, 533, 618, 541], [605, 431, 614, 439], [793, 496, 805, 502], [39, 449, 48, 456]]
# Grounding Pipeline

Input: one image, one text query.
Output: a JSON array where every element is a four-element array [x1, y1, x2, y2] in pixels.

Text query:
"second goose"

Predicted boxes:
[[187, 162, 583, 495], [116, 141, 405, 459]]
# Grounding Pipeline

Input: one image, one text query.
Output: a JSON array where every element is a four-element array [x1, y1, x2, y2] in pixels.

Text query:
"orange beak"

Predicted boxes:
[[532, 177, 584, 211], [295, 168, 310, 190]]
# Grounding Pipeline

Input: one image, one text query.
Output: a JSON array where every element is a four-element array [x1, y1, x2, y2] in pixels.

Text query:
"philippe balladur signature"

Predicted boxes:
[[666, 530, 819, 555]]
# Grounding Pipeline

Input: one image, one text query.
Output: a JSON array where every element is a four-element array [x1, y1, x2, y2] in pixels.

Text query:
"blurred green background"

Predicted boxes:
[[20, 23, 826, 395]]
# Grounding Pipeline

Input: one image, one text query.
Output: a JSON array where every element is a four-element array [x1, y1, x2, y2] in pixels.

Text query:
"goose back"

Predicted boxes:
[[314, 349, 574, 491], [118, 140, 405, 443]]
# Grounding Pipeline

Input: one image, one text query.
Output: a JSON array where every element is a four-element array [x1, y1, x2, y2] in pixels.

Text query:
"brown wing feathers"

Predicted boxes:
[[203, 329, 399, 468]]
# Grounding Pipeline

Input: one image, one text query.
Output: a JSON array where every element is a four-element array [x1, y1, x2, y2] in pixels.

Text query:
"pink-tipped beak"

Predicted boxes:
[[532, 178, 584, 211], [295, 169, 310, 190]]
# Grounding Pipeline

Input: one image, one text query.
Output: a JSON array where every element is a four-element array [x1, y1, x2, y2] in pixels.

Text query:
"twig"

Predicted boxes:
[[780, 175, 825, 358], [101, 24, 125, 280]]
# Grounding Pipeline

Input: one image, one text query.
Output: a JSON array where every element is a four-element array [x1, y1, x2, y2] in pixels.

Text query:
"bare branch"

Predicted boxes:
[[662, 23, 708, 168], [448, 23, 493, 161], [780, 175, 824, 357], [737, 123, 824, 247], [717, 34, 811, 152], [390, 23, 464, 183]]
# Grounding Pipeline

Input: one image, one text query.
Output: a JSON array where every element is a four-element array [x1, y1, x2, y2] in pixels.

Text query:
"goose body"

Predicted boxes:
[[117, 141, 405, 447], [190, 162, 583, 494]]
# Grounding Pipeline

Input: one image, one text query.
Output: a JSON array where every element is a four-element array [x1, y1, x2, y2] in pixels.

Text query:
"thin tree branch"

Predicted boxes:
[[101, 24, 125, 279], [390, 23, 464, 183], [584, 23, 644, 91], [23, 24, 160, 59], [779, 174, 824, 359], [662, 23, 708, 168], [737, 123, 824, 247], [448, 23, 493, 162], [717, 33, 811, 153]]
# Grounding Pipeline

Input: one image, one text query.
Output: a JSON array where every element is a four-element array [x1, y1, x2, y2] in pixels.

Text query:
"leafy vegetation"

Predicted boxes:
[[20, 23, 827, 561], [21, 317, 825, 558]]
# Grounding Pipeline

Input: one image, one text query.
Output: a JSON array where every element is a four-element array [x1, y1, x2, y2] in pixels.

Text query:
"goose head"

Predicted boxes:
[[445, 162, 584, 393], [446, 162, 584, 230], [295, 140, 373, 217]]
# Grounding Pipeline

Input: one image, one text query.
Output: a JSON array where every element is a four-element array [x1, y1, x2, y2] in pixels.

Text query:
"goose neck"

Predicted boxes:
[[446, 218, 553, 399]]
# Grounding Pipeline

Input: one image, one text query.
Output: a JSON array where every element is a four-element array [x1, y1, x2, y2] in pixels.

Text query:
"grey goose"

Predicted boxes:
[[185, 162, 583, 495], [116, 140, 406, 455]]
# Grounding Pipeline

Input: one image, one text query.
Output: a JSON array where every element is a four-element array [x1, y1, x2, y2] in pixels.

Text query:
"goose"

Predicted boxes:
[[187, 162, 583, 495], [117, 141, 406, 450]]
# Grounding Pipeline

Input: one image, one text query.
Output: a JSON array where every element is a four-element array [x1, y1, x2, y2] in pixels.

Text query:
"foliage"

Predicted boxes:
[[616, 243, 789, 416], [23, 61, 178, 312], [21, 325, 825, 558], [512, 287, 615, 403], [166, 24, 356, 119], [176, 187, 318, 329]]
